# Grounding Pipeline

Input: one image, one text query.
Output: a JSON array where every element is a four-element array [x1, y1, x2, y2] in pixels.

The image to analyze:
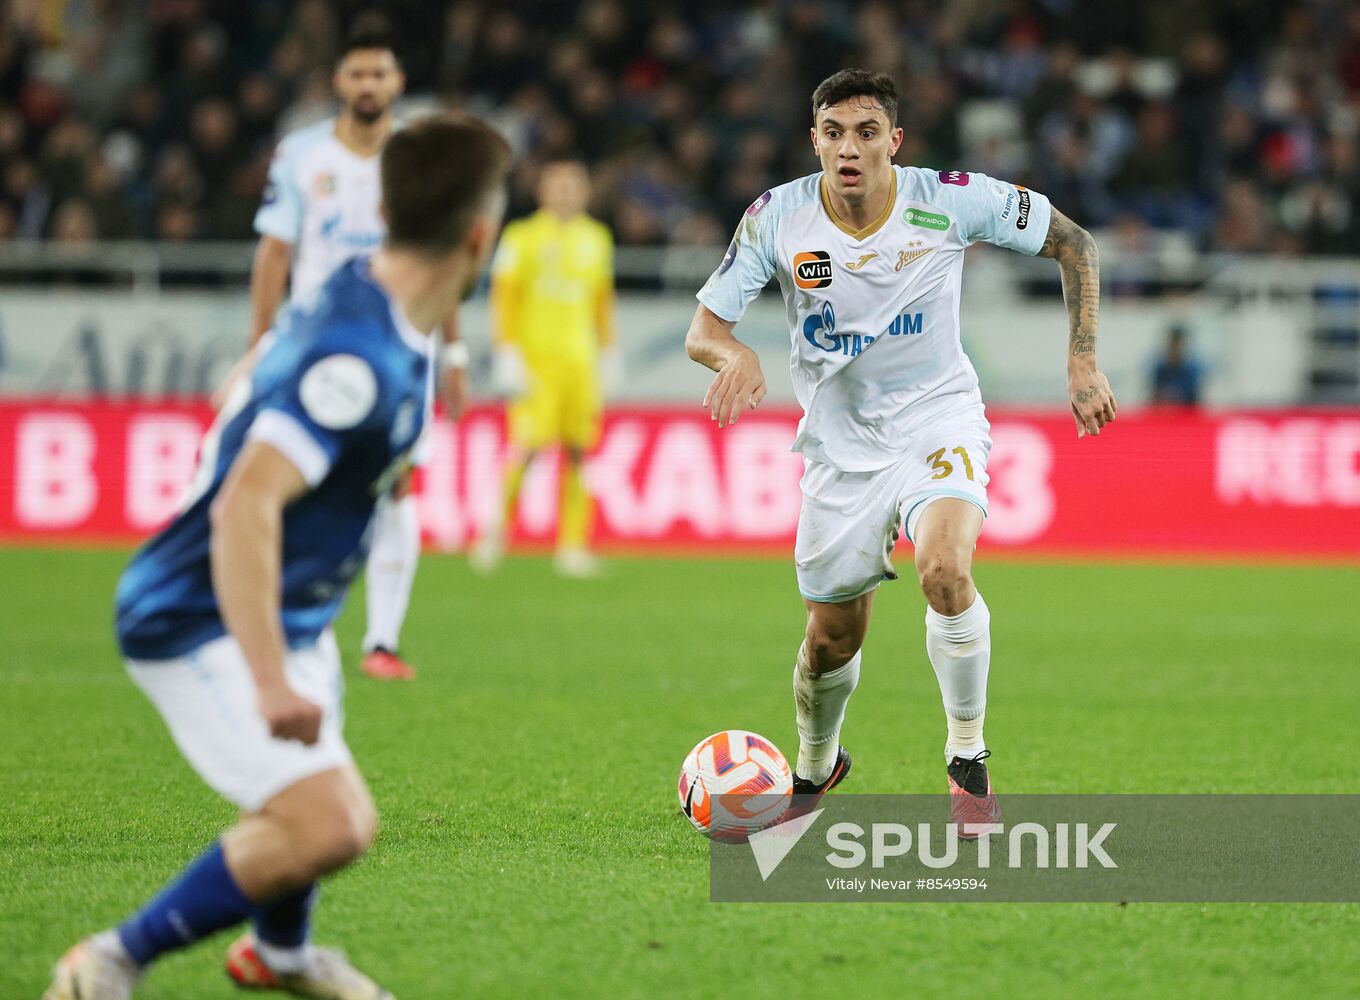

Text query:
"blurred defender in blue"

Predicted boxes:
[[44, 114, 510, 1000]]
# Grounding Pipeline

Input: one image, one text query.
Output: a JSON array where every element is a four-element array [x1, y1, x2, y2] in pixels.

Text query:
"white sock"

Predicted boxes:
[[925, 592, 991, 762], [90, 929, 138, 970], [363, 494, 421, 653], [793, 644, 861, 784], [254, 939, 311, 975]]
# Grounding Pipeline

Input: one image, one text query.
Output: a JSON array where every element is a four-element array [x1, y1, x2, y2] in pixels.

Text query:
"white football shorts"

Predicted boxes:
[[126, 630, 352, 811], [795, 411, 991, 603]]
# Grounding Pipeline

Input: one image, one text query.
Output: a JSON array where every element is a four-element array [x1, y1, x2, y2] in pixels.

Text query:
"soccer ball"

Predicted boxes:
[[678, 730, 793, 841]]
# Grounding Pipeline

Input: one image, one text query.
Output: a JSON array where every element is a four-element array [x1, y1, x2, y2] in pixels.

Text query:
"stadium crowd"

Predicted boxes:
[[1, 0, 1358, 254]]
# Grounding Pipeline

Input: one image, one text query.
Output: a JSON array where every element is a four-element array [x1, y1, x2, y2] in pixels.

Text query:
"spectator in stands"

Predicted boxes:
[[4, 158, 50, 238], [1150, 325, 1205, 406], [0, 106, 26, 161], [49, 198, 98, 244], [84, 157, 136, 239], [1214, 178, 1277, 252], [156, 201, 200, 242]]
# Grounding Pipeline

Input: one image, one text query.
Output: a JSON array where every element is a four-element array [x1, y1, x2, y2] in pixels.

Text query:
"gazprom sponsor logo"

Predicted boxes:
[[802, 301, 841, 352], [802, 305, 924, 356], [884, 311, 923, 336], [902, 207, 950, 231], [319, 214, 384, 249]]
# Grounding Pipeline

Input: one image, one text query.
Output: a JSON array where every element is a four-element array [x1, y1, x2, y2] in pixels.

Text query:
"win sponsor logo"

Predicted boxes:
[[1016, 188, 1032, 230], [793, 250, 833, 289]]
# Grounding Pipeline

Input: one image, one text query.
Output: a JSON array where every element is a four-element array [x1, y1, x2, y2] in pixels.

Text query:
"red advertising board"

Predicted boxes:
[[0, 401, 1357, 557]]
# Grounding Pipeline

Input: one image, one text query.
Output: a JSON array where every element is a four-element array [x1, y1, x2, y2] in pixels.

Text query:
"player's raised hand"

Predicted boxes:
[[703, 346, 767, 428], [1068, 366, 1117, 438], [257, 682, 324, 745]]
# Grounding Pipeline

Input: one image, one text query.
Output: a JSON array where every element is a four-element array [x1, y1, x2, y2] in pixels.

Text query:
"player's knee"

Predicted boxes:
[[288, 791, 377, 876], [916, 545, 973, 611], [339, 795, 378, 859], [313, 800, 377, 871]]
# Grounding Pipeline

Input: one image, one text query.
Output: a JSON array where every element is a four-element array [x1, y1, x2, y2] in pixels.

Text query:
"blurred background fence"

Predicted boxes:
[[0, 241, 1357, 407]]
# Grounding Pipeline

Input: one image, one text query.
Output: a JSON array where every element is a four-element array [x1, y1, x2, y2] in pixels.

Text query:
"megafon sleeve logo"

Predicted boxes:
[[902, 207, 950, 231], [938, 170, 971, 186], [794, 250, 833, 289]]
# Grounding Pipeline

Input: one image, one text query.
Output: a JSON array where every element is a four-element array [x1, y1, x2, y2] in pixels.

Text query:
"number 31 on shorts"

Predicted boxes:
[[927, 446, 975, 481]]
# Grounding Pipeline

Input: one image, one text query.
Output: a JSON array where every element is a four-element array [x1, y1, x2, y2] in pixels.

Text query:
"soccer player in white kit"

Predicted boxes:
[[248, 17, 469, 681], [686, 70, 1116, 826]]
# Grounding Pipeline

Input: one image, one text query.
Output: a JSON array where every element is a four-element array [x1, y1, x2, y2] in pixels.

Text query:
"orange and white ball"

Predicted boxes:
[[678, 730, 793, 841]]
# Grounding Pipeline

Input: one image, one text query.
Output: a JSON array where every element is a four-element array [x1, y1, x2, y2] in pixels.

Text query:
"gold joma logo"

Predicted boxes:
[[895, 242, 935, 271], [844, 253, 877, 271]]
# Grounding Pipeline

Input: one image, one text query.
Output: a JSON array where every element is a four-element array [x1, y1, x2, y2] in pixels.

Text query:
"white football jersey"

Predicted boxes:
[[698, 165, 1052, 472], [254, 118, 388, 302]]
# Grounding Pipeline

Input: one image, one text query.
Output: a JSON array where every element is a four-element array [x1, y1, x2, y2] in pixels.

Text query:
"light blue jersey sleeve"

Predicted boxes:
[[696, 189, 782, 323], [934, 171, 1053, 256], [253, 136, 305, 243]]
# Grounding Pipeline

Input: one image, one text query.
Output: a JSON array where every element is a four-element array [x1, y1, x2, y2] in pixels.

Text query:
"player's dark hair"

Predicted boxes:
[[381, 113, 512, 253], [811, 69, 899, 126], [340, 12, 397, 61]]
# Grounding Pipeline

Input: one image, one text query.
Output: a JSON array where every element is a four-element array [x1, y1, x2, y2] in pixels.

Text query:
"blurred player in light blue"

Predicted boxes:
[[242, 15, 469, 681], [44, 114, 511, 1000]]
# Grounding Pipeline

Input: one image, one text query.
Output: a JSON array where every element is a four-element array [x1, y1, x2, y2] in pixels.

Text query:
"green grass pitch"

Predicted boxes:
[[2, 547, 1357, 998]]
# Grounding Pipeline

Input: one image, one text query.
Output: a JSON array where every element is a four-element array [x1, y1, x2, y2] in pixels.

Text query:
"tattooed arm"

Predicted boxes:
[[1037, 207, 1117, 437]]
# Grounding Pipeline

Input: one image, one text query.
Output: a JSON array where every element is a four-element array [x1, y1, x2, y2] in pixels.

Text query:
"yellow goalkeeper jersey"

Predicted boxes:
[[490, 209, 614, 365]]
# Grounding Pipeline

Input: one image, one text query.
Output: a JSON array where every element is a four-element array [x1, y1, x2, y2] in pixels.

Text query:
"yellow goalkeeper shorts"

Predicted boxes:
[[508, 362, 601, 451]]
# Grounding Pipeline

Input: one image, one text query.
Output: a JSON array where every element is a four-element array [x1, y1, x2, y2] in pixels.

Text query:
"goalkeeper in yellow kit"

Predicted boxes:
[[471, 160, 617, 577]]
